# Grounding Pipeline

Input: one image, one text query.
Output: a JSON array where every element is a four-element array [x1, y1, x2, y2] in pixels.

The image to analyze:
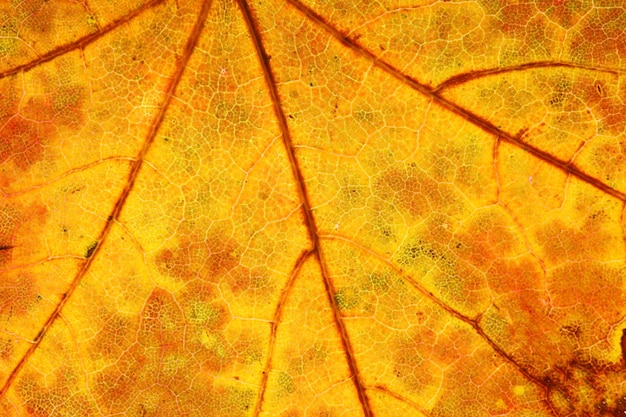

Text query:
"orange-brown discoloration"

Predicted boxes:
[[570, 9, 626, 66], [391, 329, 439, 394], [90, 284, 241, 415], [0, 201, 48, 267], [453, 216, 517, 269], [21, 0, 55, 37], [0, 77, 85, 172], [549, 262, 624, 330], [537, 217, 615, 265], [0, 273, 38, 320], [154, 230, 273, 298], [155, 235, 241, 281], [572, 76, 626, 136], [376, 166, 452, 219], [499, 3, 535, 37], [2, 0, 626, 415], [0, 205, 20, 266]]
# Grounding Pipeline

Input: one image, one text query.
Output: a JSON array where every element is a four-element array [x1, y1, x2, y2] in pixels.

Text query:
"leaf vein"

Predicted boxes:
[[0, 0, 215, 399], [235, 0, 374, 415], [285, 0, 626, 204], [0, 0, 166, 80]]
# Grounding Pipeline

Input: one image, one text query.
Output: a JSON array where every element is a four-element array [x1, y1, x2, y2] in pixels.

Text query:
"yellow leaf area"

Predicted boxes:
[[1, 0, 625, 416]]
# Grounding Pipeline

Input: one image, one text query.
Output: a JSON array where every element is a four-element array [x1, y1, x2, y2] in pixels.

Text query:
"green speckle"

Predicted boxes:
[[334, 287, 359, 311], [367, 273, 390, 293], [277, 371, 295, 395], [227, 388, 254, 412], [188, 301, 219, 326], [398, 241, 446, 266]]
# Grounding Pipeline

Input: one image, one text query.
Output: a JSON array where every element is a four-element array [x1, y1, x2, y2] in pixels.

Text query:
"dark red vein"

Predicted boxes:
[[433, 61, 623, 92], [284, 0, 626, 204], [253, 250, 313, 417], [234, 0, 373, 415], [0, 0, 213, 398], [621, 203, 626, 256], [0, 0, 165, 80]]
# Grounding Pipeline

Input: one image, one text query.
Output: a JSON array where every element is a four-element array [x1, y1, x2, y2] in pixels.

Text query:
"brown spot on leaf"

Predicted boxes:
[[84, 241, 98, 258]]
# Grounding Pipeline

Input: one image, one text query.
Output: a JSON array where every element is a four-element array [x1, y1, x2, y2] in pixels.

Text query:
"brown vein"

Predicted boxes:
[[0, 0, 165, 80], [2, 156, 136, 198], [0, 0, 214, 398], [253, 249, 313, 417], [235, 0, 373, 415], [320, 232, 560, 417], [369, 385, 432, 417], [433, 61, 624, 92], [621, 203, 626, 260], [284, 0, 626, 204]]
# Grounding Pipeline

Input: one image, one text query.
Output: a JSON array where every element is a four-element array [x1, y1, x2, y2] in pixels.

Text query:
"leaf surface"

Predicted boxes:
[[1, 0, 625, 416]]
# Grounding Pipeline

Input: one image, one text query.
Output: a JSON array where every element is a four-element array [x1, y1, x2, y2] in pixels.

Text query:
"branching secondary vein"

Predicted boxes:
[[235, 0, 374, 415]]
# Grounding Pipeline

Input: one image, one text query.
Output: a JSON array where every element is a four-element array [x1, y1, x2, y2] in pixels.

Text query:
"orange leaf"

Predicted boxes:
[[1, 0, 625, 416]]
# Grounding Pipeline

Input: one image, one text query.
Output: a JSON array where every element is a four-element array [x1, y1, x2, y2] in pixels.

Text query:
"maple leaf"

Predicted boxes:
[[1, 0, 625, 416]]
